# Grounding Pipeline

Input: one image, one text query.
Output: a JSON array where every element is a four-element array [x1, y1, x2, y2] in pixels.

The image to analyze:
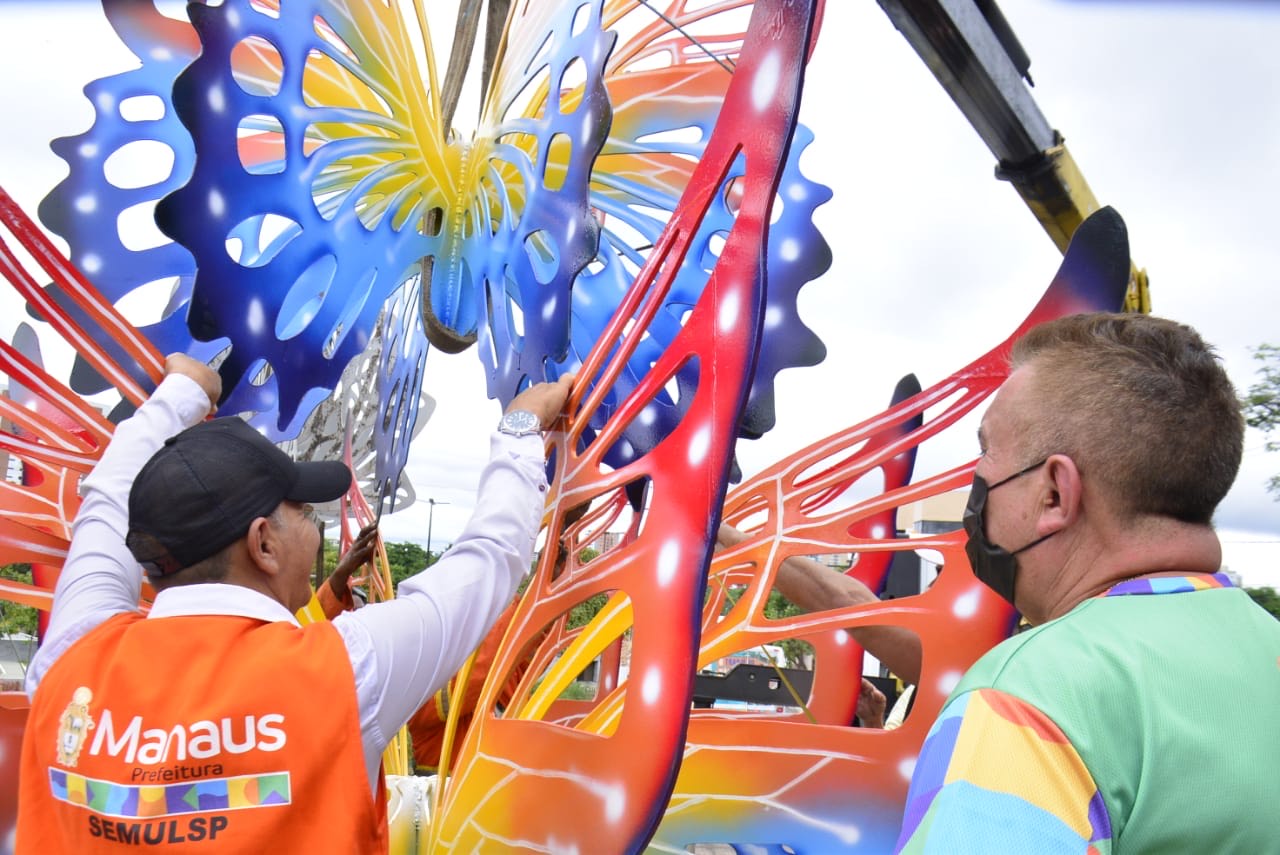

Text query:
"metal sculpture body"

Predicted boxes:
[[646, 207, 1131, 852], [429, 2, 820, 848], [36, 0, 831, 508]]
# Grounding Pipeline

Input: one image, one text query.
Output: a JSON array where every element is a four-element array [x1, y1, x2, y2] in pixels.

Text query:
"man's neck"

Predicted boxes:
[[224, 560, 295, 612], [1035, 517, 1222, 624]]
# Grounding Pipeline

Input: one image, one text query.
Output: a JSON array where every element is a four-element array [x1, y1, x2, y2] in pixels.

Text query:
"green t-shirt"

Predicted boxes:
[[897, 575, 1280, 853]]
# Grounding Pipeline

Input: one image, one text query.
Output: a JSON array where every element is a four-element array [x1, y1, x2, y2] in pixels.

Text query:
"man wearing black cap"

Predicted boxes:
[[18, 354, 573, 853]]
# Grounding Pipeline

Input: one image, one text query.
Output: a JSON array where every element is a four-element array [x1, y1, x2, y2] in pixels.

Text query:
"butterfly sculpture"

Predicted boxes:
[[428, 2, 823, 849], [36, 0, 832, 509], [647, 207, 1133, 852], [6, 0, 829, 849]]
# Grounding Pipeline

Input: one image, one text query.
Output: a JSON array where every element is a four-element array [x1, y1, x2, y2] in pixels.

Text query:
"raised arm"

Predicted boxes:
[[336, 375, 574, 766], [25, 354, 220, 695], [718, 523, 923, 685], [317, 522, 379, 619]]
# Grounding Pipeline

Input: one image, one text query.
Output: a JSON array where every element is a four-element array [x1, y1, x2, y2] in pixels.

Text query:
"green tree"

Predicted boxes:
[[567, 592, 610, 630], [1245, 586, 1280, 620], [547, 547, 607, 630], [316, 539, 439, 591], [1242, 343, 1280, 497], [722, 584, 812, 668], [0, 564, 38, 637], [384, 541, 432, 587]]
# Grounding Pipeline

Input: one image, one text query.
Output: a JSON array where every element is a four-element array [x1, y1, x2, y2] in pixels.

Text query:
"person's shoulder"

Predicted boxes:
[[955, 606, 1117, 694], [956, 629, 1039, 686], [1211, 587, 1280, 643]]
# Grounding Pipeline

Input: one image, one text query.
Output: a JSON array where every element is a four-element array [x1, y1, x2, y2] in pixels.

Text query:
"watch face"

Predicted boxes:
[[501, 410, 541, 435]]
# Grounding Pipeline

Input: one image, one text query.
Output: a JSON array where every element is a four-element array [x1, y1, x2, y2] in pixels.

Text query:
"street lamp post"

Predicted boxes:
[[426, 498, 449, 564]]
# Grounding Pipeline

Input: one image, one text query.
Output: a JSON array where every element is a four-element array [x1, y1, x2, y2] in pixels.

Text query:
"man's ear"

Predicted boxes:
[[1040, 454, 1082, 534], [244, 516, 282, 577]]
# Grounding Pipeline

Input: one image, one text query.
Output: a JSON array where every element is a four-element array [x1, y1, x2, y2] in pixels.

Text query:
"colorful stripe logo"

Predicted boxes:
[[48, 768, 291, 818], [1107, 572, 1233, 597]]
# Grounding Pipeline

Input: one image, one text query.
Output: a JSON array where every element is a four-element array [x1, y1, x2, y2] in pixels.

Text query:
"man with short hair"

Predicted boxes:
[[895, 312, 1280, 853], [18, 353, 573, 853]]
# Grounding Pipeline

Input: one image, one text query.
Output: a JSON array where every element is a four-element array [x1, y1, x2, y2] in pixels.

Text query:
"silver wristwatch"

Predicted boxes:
[[497, 409, 542, 437]]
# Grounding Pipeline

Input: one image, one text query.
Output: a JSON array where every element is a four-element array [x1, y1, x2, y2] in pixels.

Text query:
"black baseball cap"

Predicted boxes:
[[125, 417, 352, 577]]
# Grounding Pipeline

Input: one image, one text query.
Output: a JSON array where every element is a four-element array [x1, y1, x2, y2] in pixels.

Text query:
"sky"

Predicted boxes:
[[1, 1, 1278, 588]]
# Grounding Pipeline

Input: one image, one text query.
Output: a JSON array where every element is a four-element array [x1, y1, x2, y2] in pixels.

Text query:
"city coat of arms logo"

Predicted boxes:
[[56, 686, 94, 767]]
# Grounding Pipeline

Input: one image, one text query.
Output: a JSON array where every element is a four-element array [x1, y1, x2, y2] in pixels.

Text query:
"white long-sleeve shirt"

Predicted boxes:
[[25, 373, 547, 793]]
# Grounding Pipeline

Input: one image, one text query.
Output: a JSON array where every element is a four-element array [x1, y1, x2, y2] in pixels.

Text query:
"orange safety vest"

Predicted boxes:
[[18, 612, 388, 853]]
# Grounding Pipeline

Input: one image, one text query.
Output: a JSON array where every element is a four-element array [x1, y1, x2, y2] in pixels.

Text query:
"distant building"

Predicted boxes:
[[587, 530, 624, 555], [812, 552, 850, 569], [0, 634, 35, 693], [702, 643, 786, 676], [881, 490, 967, 598], [901, 491, 967, 537]]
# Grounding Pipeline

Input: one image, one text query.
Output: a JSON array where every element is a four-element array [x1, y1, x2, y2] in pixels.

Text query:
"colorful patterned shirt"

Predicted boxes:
[[895, 573, 1280, 854]]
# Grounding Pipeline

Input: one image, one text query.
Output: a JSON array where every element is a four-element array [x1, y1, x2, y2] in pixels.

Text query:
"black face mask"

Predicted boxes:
[[963, 459, 1056, 606]]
